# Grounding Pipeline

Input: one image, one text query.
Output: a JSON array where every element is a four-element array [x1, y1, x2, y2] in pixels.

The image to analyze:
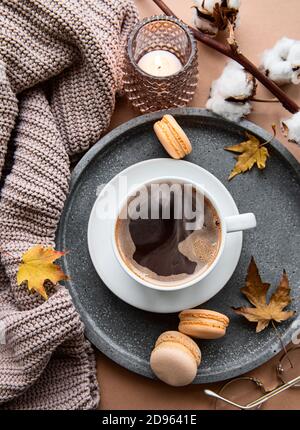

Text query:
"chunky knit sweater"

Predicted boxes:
[[0, 0, 138, 409]]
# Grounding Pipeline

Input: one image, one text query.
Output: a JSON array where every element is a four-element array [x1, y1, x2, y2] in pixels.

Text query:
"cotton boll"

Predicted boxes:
[[288, 42, 300, 64], [263, 58, 293, 85], [206, 61, 254, 122], [209, 61, 255, 101], [291, 70, 300, 85], [214, 61, 255, 100], [192, 7, 218, 36], [287, 42, 300, 84], [281, 112, 300, 144], [193, 0, 240, 36], [201, 0, 221, 13], [200, 0, 240, 13], [206, 93, 252, 122], [228, 0, 240, 9], [261, 37, 300, 85], [273, 37, 296, 59]]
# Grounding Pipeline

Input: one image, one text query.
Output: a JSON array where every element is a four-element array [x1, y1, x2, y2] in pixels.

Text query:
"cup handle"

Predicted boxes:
[[225, 213, 256, 233]]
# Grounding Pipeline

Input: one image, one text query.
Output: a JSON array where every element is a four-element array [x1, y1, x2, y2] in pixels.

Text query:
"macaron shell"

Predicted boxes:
[[179, 321, 226, 339], [163, 115, 192, 155], [153, 122, 184, 159], [155, 330, 201, 365], [150, 343, 198, 386], [179, 309, 230, 326], [178, 310, 230, 339], [153, 115, 192, 159]]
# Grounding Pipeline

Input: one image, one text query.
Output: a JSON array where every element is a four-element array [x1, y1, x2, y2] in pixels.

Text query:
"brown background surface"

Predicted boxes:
[[97, 0, 300, 409]]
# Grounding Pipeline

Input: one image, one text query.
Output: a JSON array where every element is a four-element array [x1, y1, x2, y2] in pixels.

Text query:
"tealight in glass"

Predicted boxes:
[[123, 15, 198, 113]]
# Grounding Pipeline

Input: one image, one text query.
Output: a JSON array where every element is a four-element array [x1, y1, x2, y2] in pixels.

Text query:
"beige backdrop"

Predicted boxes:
[[97, 0, 300, 410]]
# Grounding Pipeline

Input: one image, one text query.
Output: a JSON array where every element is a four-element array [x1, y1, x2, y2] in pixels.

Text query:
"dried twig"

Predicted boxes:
[[152, 0, 299, 114]]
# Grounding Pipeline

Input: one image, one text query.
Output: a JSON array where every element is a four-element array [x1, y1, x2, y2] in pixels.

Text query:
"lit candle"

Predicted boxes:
[[137, 50, 183, 77]]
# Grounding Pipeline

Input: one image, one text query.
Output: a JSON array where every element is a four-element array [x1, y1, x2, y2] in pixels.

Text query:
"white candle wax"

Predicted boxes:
[[137, 50, 183, 77]]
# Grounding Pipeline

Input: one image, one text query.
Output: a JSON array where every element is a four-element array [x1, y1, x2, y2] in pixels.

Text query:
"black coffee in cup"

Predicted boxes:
[[115, 182, 221, 287]]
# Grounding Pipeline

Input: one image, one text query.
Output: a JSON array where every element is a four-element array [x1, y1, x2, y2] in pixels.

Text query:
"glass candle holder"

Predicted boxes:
[[123, 15, 198, 113]]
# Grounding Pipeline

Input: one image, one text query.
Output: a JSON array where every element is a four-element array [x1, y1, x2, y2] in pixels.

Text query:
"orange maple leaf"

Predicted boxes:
[[17, 245, 68, 299]]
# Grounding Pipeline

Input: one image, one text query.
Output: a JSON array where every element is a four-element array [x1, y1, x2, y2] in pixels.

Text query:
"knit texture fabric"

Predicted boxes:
[[0, 0, 138, 409]]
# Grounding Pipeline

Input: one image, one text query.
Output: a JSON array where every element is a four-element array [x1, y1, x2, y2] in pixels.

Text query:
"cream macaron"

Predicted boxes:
[[178, 309, 230, 339], [150, 331, 201, 386], [153, 114, 192, 159]]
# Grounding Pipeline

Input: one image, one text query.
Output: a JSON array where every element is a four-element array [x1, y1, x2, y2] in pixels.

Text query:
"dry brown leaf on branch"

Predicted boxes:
[[225, 132, 270, 180], [233, 257, 295, 332], [17, 245, 68, 300]]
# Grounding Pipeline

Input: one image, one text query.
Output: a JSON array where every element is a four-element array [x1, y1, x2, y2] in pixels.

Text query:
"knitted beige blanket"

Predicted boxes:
[[0, 0, 138, 409]]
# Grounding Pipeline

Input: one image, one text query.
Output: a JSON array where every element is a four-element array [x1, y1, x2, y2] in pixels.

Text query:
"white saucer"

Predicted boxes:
[[87, 159, 242, 313]]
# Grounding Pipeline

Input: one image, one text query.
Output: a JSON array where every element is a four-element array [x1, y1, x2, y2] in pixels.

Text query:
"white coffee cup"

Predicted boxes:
[[112, 176, 256, 291]]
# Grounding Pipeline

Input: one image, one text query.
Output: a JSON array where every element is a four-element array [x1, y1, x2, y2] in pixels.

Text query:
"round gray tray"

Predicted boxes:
[[56, 108, 300, 383]]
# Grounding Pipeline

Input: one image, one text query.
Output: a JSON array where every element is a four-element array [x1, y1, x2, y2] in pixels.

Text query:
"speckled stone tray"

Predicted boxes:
[[56, 108, 300, 383]]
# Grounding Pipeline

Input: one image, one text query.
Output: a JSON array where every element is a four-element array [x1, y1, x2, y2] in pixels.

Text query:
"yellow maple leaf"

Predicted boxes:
[[225, 132, 270, 180], [17, 245, 68, 300], [233, 257, 295, 332]]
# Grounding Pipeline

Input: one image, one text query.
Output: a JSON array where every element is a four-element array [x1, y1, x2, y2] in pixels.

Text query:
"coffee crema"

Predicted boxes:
[[115, 183, 221, 287]]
